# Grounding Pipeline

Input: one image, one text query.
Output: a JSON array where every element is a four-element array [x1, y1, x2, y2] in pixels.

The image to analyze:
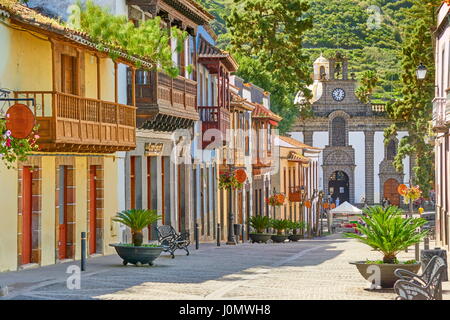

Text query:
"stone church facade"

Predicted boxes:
[[291, 53, 411, 206]]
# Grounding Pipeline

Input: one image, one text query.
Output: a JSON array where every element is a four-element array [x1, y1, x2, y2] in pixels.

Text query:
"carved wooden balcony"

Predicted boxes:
[[289, 186, 306, 203], [198, 106, 230, 149], [129, 71, 198, 131], [14, 91, 136, 153]]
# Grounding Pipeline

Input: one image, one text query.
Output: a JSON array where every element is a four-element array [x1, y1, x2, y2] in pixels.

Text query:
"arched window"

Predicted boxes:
[[331, 117, 346, 146], [386, 140, 397, 160], [320, 66, 326, 79]]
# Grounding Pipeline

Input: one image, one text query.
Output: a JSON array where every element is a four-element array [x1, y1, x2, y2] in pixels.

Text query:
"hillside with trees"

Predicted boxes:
[[197, 0, 414, 104]]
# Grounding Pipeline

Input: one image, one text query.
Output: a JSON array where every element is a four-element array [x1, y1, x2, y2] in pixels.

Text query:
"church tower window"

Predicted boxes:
[[331, 117, 346, 146], [386, 140, 397, 160]]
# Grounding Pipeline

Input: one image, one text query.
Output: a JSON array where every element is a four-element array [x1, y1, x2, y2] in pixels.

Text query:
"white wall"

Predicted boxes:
[[313, 132, 328, 191], [349, 131, 365, 202], [398, 131, 410, 185], [374, 131, 385, 203]]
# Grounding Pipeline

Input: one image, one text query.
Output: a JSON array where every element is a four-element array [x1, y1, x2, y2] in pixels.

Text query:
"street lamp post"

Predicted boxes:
[[299, 186, 306, 237], [227, 165, 236, 245], [317, 190, 324, 237]]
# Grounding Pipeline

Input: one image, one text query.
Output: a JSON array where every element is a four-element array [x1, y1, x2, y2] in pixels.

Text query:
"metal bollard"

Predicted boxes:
[[217, 223, 221, 247], [81, 232, 86, 271], [242, 224, 245, 244], [195, 223, 199, 250]]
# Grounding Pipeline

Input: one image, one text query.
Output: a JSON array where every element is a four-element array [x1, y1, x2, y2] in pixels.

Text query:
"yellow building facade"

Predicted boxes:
[[0, 3, 138, 271]]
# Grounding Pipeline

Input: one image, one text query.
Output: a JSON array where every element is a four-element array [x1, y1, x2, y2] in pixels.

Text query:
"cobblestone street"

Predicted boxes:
[[1, 234, 448, 300]]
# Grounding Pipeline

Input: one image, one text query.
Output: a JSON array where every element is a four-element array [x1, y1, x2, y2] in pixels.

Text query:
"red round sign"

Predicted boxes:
[[5, 104, 35, 139]]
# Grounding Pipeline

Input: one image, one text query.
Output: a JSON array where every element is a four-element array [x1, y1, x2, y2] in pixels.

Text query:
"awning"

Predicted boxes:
[[288, 151, 310, 166]]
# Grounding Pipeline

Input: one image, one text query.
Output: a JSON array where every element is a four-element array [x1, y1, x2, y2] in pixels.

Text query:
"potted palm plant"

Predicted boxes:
[[288, 221, 305, 242], [110, 209, 163, 266], [270, 219, 290, 243], [248, 215, 272, 243], [346, 205, 428, 288]]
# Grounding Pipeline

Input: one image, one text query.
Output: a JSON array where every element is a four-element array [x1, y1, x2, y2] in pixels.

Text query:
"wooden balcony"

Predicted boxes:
[[130, 71, 198, 131], [288, 186, 305, 203], [198, 106, 230, 149], [14, 91, 136, 153]]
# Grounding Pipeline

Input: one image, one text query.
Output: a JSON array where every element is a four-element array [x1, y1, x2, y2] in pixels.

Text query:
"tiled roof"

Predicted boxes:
[[198, 35, 238, 72], [252, 103, 282, 122], [0, 1, 155, 69], [278, 136, 322, 151]]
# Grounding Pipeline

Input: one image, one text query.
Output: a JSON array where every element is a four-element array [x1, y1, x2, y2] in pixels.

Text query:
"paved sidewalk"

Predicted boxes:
[[0, 234, 449, 300]]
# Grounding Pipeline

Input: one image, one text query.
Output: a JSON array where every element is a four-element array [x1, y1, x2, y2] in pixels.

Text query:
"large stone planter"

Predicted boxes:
[[350, 261, 421, 288], [271, 235, 288, 243], [288, 234, 303, 242], [110, 244, 164, 266], [249, 233, 271, 244]]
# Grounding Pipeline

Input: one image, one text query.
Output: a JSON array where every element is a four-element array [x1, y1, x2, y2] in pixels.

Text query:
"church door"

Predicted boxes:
[[384, 179, 400, 206], [328, 171, 349, 203]]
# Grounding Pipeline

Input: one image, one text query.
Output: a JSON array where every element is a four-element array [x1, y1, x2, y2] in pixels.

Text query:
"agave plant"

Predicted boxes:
[[248, 215, 271, 234], [345, 206, 428, 264], [270, 219, 290, 235], [113, 209, 161, 246], [287, 221, 306, 235]]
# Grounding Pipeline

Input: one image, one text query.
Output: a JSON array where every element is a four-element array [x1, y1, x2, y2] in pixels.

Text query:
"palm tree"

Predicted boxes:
[[248, 215, 271, 234], [113, 209, 161, 246], [270, 219, 290, 236], [346, 206, 428, 264]]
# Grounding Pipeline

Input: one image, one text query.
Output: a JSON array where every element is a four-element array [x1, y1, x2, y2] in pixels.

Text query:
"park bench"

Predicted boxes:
[[394, 256, 446, 300], [157, 225, 190, 259]]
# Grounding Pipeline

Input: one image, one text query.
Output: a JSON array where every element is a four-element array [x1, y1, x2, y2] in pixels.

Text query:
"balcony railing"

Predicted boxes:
[[130, 71, 198, 128], [288, 186, 306, 203], [433, 97, 448, 132], [198, 106, 230, 149], [14, 91, 136, 153]]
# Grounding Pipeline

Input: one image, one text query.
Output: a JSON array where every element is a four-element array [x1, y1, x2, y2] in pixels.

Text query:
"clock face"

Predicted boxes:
[[332, 88, 346, 102]]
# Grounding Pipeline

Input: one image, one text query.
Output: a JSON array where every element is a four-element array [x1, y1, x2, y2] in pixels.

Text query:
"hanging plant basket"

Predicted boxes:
[[219, 171, 244, 190], [266, 193, 286, 207]]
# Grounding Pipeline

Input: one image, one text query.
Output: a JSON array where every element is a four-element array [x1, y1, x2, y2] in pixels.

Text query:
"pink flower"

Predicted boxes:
[[6, 114, 10, 118], [34, 134, 40, 139], [5, 130, 11, 137], [5, 138, 11, 147]]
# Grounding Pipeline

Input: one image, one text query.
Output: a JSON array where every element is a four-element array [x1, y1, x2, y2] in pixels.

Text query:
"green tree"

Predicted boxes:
[[356, 70, 379, 104], [225, 0, 313, 132], [384, 0, 440, 196], [78, 0, 186, 77]]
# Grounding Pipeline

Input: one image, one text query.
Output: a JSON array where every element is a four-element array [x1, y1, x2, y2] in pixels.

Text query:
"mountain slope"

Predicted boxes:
[[196, 0, 414, 102]]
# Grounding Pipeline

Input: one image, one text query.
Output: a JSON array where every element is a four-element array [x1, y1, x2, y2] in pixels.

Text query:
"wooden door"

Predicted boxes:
[[22, 167, 32, 265], [61, 54, 77, 95], [58, 166, 68, 260], [89, 166, 97, 255], [384, 179, 400, 206]]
